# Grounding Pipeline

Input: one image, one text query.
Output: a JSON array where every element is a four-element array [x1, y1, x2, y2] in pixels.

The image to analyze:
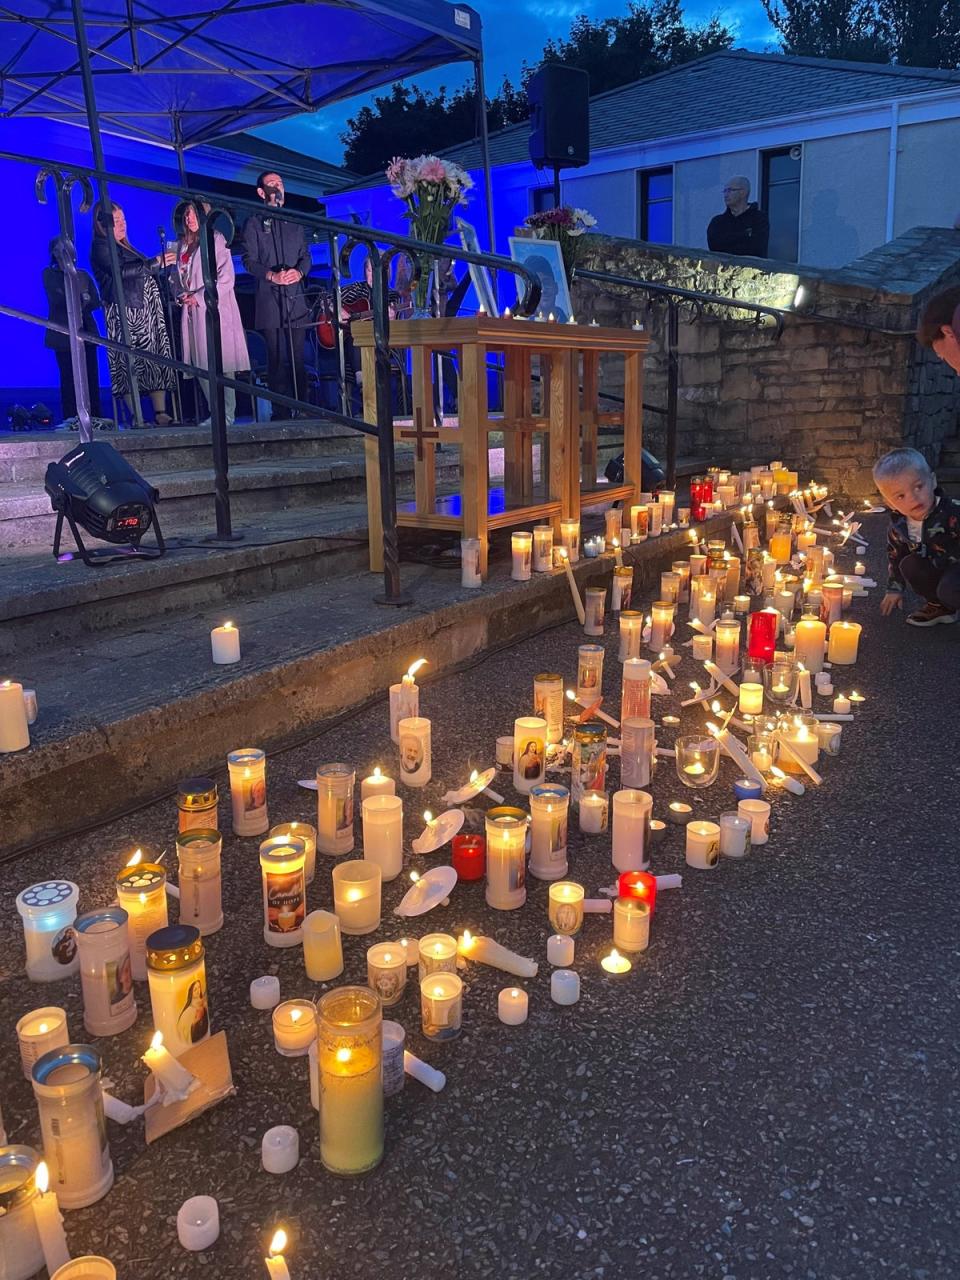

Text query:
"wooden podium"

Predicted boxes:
[[355, 315, 648, 578]]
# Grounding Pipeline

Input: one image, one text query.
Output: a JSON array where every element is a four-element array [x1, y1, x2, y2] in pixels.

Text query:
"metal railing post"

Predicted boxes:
[[198, 209, 237, 541], [370, 248, 407, 604], [666, 297, 679, 489]]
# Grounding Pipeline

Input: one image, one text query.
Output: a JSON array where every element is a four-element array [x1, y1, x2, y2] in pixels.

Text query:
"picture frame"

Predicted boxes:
[[507, 236, 573, 323], [455, 218, 499, 317]]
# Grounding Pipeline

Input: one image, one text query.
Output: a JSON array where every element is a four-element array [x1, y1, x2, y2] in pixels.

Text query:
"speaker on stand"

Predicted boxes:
[[528, 64, 590, 205]]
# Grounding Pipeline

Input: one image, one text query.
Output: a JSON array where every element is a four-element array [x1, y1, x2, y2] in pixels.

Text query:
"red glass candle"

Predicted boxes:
[[618, 870, 657, 914], [451, 834, 485, 881], [747, 608, 779, 664], [690, 476, 714, 522]]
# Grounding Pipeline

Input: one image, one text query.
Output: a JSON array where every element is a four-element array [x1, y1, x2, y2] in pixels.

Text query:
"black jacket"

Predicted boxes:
[[885, 489, 960, 592], [43, 266, 101, 352], [90, 237, 160, 309], [707, 203, 770, 257], [240, 212, 311, 329]]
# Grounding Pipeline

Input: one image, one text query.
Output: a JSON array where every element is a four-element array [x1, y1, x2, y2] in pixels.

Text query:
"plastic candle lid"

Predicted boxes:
[[177, 777, 218, 808], [116, 864, 165, 894], [32, 1042, 101, 1087], [75, 906, 128, 935], [16, 880, 79, 916], [146, 924, 203, 972]]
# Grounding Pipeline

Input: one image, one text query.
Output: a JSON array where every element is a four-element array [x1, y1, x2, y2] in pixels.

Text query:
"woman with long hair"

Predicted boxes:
[[90, 201, 176, 426], [174, 200, 249, 427]]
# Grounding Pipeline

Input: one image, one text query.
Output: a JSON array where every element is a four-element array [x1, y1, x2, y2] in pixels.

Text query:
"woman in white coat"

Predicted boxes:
[[175, 201, 250, 427]]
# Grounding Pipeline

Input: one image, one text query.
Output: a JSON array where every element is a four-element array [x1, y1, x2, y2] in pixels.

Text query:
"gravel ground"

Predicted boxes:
[[1, 511, 958, 1280]]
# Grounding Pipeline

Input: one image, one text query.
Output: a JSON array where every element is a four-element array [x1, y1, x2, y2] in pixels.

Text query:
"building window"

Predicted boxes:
[[530, 186, 557, 213], [762, 146, 801, 262], [638, 167, 673, 243]]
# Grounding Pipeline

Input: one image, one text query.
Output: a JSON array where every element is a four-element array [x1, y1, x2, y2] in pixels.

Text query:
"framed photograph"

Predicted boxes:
[[507, 236, 572, 322], [455, 218, 498, 317]]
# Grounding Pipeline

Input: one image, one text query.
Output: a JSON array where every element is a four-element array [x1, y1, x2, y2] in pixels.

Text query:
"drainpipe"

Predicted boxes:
[[885, 100, 901, 243]]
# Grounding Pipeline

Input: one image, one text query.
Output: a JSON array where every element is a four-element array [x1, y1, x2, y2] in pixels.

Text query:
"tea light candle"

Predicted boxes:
[[719, 812, 751, 858], [451, 833, 486, 881], [397, 716, 432, 787], [177, 1195, 220, 1251], [32, 1161, 70, 1274], [273, 1000, 317, 1056], [360, 767, 395, 801], [738, 798, 771, 845], [498, 987, 529, 1026], [833, 693, 851, 715], [691, 633, 713, 661], [332, 861, 382, 935], [17, 1007, 69, 1080], [261, 1126, 300, 1175], [227, 747, 268, 837], [250, 975, 281, 1009], [685, 820, 721, 869], [612, 788, 652, 872], [16, 880, 81, 983], [551, 969, 580, 1004], [849, 689, 866, 705], [547, 881, 585, 936], [600, 948, 632, 976], [420, 972, 463, 1041], [361, 794, 403, 881], [547, 934, 575, 966], [265, 1229, 291, 1280], [513, 716, 547, 793], [827, 620, 862, 665], [366, 943, 407, 1007], [733, 777, 763, 801], [579, 790, 608, 833], [511, 531, 533, 580], [210, 621, 240, 664], [668, 801, 693, 825], [738, 682, 763, 715], [302, 910, 343, 981], [0, 679, 30, 752]]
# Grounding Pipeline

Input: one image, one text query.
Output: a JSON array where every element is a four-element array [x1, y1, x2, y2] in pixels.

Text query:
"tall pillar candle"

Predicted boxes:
[[460, 537, 482, 587], [827, 620, 862, 665], [317, 987, 383, 1174], [31, 1045, 113, 1209], [511, 532, 532, 581], [533, 525, 554, 572], [528, 784, 570, 881], [115, 865, 167, 982], [689, 552, 707, 579], [672, 560, 691, 603], [227, 747, 268, 837], [612, 789, 653, 872], [647, 501, 663, 537], [714, 618, 741, 675], [794, 614, 827, 674], [16, 881, 80, 983], [75, 908, 137, 1038], [397, 716, 432, 787], [559, 519, 580, 563], [316, 763, 355, 856], [175, 829, 223, 935], [820, 582, 845, 626], [619, 611, 644, 661], [612, 565, 633, 612], [604, 506, 623, 547], [648, 600, 674, 652], [361, 794, 403, 881], [485, 807, 528, 909], [659, 490, 676, 524], [576, 644, 604, 705], [571, 724, 607, 806], [302, 910, 343, 982], [621, 658, 652, 721], [583, 586, 606, 636], [514, 716, 547, 793], [331, 861, 381, 935], [258, 836, 307, 947], [620, 716, 655, 788], [690, 576, 716, 625], [0, 679, 30, 753], [388, 663, 422, 744], [146, 925, 210, 1058], [534, 672, 564, 744]]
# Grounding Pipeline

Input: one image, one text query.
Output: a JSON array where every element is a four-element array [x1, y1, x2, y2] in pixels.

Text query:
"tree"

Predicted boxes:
[[761, 0, 960, 67], [341, 0, 735, 174]]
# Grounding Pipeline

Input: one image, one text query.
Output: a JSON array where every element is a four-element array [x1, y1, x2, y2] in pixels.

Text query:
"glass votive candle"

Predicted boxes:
[[317, 986, 383, 1175], [578, 789, 609, 833], [451, 834, 486, 881], [764, 659, 798, 705], [17, 1007, 69, 1081], [733, 594, 751, 615], [420, 972, 463, 1041], [613, 895, 650, 953], [685, 820, 721, 869], [547, 881, 585, 936], [268, 821, 317, 885], [75, 907, 137, 1038], [259, 836, 307, 947], [747, 733, 775, 772], [316, 764, 355, 856], [418, 933, 458, 983], [738, 798, 771, 845], [175, 829, 224, 936], [559, 519, 580, 563], [484, 807, 528, 910], [528, 784, 570, 881], [366, 943, 407, 1008], [719, 811, 751, 858], [272, 999, 317, 1056], [817, 722, 843, 756], [227, 746, 268, 836], [332, 861, 382, 936], [714, 618, 741, 673], [302, 910, 343, 982], [16, 881, 80, 983], [738, 682, 764, 716], [676, 735, 721, 788], [547, 934, 575, 966]]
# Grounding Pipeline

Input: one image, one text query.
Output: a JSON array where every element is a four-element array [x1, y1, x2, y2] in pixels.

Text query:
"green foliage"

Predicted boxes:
[[761, 0, 960, 67]]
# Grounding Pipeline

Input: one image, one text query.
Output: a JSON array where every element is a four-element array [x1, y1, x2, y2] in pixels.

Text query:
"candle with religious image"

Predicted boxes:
[[485, 807, 528, 909], [16, 881, 81, 983], [620, 716, 654, 788], [583, 586, 606, 636], [533, 525, 554, 572], [533, 671, 564, 744], [714, 617, 741, 675], [145, 925, 211, 1059], [460, 537, 482, 588], [576, 643, 604, 705], [559, 519, 580, 563], [397, 715, 432, 787], [513, 716, 547, 794], [547, 881, 585, 936], [227, 747, 268, 836], [611, 565, 633, 613], [366, 944, 407, 1008], [31, 1045, 114, 1211], [0, 1144, 46, 1280], [648, 600, 674, 652], [316, 763, 355, 856], [619, 611, 643, 661], [647, 501, 663, 537], [621, 657, 651, 721], [75, 907, 137, 1038], [571, 723, 607, 806], [258, 836, 307, 948], [528, 784, 570, 881]]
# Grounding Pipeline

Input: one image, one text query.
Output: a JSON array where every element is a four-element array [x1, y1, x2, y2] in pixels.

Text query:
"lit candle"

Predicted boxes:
[[691, 633, 713, 661], [611, 788, 652, 872], [497, 987, 529, 1026], [485, 807, 528, 909], [227, 747, 268, 837], [578, 789, 609, 833], [621, 657, 651, 720], [770, 765, 805, 796], [210, 621, 240, 665], [738, 682, 764, 715], [331, 861, 382, 935], [258, 837, 307, 946], [389, 658, 426, 743], [114, 861, 167, 981], [302, 910, 343, 982], [264, 1228, 291, 1280], [420, 973, 463, 1040], [547, 934, 575, 966], [361, 794, 403, 880], [685, 820, 721, 869], [719, 811, 751, 857], [0, 678, 30, 752], [317, 987, 384, 1174], [272, 1000, 317, 1056], [600, 948, 632, 976], [714, 618, 741, 674], [32, 1161, 70, 1274], [559, 520, 580, 563], [747, 609, 779, 664], [360, 766, 395, 802], [833, 693, 851, 715], [668, 800, 693, 825], [513, 716, 547, 794], [511, 531, 532, 581], [528, 783, 570, 881], [457, 930, 538, 977], [397, 715, 432, 787], [612, 873, 654, 953], [418, 932, 459, 982], [849, 689, 866, 704], [648, 600, 675, 652], [16, 1007, 69, 1080], [533, 525, 554, 572], [794, 615, 827, 674], [141, 1030, 200, 1099], [547, 881, 585, 936], [366, 943, 407, 1007], [827, 620, 862, 665], [177, 1195, 220, 1251], [738, 798, 771, 845]]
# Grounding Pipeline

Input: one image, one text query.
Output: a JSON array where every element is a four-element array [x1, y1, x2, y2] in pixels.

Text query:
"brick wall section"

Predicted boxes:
[[573, 227, 960, 496]]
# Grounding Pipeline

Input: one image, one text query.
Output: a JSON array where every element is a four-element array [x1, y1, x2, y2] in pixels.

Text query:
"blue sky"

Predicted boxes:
[[254, 0, 779, 167]]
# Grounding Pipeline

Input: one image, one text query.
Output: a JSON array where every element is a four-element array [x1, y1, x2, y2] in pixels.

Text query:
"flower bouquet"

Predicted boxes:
[[386, 154, 473, 315], [522, 205, 597, 279]]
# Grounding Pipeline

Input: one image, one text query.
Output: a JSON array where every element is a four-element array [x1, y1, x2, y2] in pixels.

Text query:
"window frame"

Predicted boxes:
[[761, 145, 803, 262], [637, 165, 674, 244]]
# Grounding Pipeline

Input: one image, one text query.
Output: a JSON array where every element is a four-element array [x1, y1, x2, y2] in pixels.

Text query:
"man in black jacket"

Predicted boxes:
[[706, 176, 769, 258], [241, 171, 311, 417]]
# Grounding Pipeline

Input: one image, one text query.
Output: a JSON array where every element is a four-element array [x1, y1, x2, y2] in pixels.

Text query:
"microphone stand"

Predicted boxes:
[[156, 225, 183, 425]]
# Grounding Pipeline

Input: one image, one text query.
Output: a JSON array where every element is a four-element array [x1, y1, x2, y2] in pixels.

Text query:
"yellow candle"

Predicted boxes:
[[769, 532, 792, 564], [738, 682, 764, 715], [317, 988, 383, 1175], [827, 620, 862, 665], [302, 910, 343, 982]]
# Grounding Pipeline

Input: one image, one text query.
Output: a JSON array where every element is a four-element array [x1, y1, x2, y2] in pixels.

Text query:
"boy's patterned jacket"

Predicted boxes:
[[886, 488, 960, 591]]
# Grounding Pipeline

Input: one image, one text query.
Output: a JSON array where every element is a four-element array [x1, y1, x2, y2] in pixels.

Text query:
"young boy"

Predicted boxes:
[[873, 448, 960, 626]]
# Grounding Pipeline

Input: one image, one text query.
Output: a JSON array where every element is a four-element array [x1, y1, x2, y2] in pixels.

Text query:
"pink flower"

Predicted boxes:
[[417, 156, 448, 184]]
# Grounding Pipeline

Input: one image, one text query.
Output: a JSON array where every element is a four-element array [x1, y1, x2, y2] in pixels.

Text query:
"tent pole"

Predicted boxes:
[[473, 54, 497, 256]]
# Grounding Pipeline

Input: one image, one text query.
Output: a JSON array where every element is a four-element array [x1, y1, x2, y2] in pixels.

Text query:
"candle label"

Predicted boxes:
[[577, 658, 601, 696], [399, 732, 427, 778], [102, 954, 135, 1018], [335, 791, 354, 837], [551, 901, 580, 934], [265, 868, 306, 935], [572, 736, 607, 804], [238, 773, 266, 814], [371, 968, 404, 1004], [516, 736, 545, 783], [533, 675, 564, 744], [163, 969, 211, 1051]]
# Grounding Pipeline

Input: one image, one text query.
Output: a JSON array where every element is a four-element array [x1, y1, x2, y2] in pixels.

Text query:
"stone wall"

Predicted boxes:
[[573, 227, 960, 496]]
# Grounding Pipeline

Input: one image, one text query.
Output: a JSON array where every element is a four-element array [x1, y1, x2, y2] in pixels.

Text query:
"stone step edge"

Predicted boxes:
[[0, 516, 732, 858]]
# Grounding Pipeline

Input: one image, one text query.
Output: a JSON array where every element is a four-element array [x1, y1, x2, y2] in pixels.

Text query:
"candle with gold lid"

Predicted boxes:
[[176, 776, 218, 832], [145, 924, 211, 1059]]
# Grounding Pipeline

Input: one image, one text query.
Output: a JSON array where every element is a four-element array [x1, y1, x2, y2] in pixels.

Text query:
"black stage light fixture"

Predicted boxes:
[[44, 441, 165, 566]]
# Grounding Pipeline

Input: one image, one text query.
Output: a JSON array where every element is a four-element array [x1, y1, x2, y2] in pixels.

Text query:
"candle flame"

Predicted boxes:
[[406, 658, 428, 680], [150, 1030, 163, 1052], [384, 952, 392, 962], [373, 766, 382, 779], [126, 848, 143, 867], [39, 1022, 48, 1033], [290, 1008, 302, 1024], [335, 1048, 351, 1064], [410, 871, 420, 885], [705, 720, 720, 736], [710, 699, 722, 714], [269, 1229, 287, 1256], [36, 1162, 49, 1195], [469, 769, 478, 783], [512, 988, 519, 997], [565, 688, 576, 701], [770, 766, 786, 779], [223, 621, 234, 630], [559, 548, 569, 561], [462, 929, 473, 948], [423, 811, 433, 824], [612, 537, 619, 549], [433, 985, 445, 997], [610, 949, 621, 961], [689, 682, 700, 693]]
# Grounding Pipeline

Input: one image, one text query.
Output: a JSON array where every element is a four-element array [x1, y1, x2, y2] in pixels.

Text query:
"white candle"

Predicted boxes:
[[528, 783, 570, 881], [264, 1229, 291, 1280], [647, 502, 663, 537], [404, 1049, 446, 1092], [533, 525, 554, 572], [210, 622, 240, 664], [797, 666, 812, 710], [794, 615, 826, 673], [584, 586, 606, 636], [227, 747, 268, 837], [685, 820, 721, 869], [332, 861, 382, 935], [513, 716, 547, 793], [177, 1195, 220, 1251], [16, 880, 81, 983], [250, 975, 281, 1009], [620, 716, 654, 789], [457, 931, 538, 977], [613, 897, 650, 953], [485, 807, 528, 909], [420, 972, 463, 1041], [316, 763, 355, 856], [17, 1007, 69, 1081], [511, 531, 532, 581], [33, 1162, 70, 1275], [714, 619, 741, 674], [397, 715, 432, 787], [559, 550, 586, 624], [141, 1030, 200, 1098], [611, 788, 652, 872], [361, 794, 403, 880], [497, 987, 529, 1026], [551, 969, 580, 1005], [366, 943, 407, 1007], [461, 537, 482, 587], [75, 907, 138, 1038], [559, 519, 580, 562], [719, 812, 751, 858], [418, 933, 459, 982], [30, 1045, 114, 1211], [0, 679, 30, 752], [272, 1000, 317, 1056], [601, 948, 632, 975], [360, 767, 395, 801], [547, 881, 585, 936], [619, 610, 644, 661], [261, 1126, 300, 1174], [578, 789, 608, 833], [738, 798, 771, 845], [833, 694, 851, 715], [547, 933, 575, 966], [389, 659, 424, 743]]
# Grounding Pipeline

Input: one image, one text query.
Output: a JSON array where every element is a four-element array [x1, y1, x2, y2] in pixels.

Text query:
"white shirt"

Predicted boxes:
[[906, 516, 924, 544]]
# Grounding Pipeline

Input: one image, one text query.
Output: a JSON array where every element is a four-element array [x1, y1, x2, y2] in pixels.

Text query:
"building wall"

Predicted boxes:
[[799, 130, 888, 268], [894, 119, 960, 235], [561, 170, 637, 239], [673, 150, 758, 251]]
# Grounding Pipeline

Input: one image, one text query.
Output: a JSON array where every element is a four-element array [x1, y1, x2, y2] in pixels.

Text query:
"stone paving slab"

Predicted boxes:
[[0, 513, 957, 1279]]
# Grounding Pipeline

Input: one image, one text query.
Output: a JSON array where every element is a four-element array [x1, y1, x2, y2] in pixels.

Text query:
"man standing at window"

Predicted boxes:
[[707, 176, 769, 258], [241, 171, 311, 418]]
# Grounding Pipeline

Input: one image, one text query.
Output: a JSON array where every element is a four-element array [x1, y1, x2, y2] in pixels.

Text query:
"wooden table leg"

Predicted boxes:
[[410, 346, 436, 514], [548, 348, 576, 532], [460, 341, 489, 577], [623, 350, 644, 511], [581, 351, 599, 489], [360, 345, 384, 572], [503, 347, 524, 507]]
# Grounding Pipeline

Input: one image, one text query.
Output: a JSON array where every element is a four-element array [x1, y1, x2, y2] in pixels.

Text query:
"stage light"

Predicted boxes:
[[44, 441, 165, 566]]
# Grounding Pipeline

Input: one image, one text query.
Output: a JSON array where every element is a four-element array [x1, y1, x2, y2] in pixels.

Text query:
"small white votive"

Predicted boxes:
[[551, 969, 580, 1005], [498, 987, 529, 1026], [261, 1125, 299, 1174], [547, 934, 575, 967], [250, 975, 281, 1010], [177, 1195, 220, 1251]]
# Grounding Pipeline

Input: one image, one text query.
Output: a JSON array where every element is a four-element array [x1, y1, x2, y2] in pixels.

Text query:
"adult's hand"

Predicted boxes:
[[880, 591, 903, 616]]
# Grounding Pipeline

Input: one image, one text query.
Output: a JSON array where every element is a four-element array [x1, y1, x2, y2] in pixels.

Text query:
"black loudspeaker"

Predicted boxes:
[[528, 64, 590, 169]]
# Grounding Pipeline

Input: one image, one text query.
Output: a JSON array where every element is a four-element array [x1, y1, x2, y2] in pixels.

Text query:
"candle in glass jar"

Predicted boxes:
[[612, 788, 652, 872], [659, 490, 676, 524], [528, 784, 569, 881], [685, 820, 721, 869], [272, 999, 317, 1056], [420, 973, 463, 1041], [583, 586, 606, 636], [361, 794, 403, 881], [332, 861, 381, 936], [559, 519, 580, 563], [647, 502, 663, 537], [0, 1145, 46, 1280], [317, 987, 383, 1174], [16, 881, 80, 983], [578, 789, 608, 833], [31, 1044, 113, 1209], [259, 837, 307, 947], [511, 531, 532, 581], [485, 807, 527, 909], [738, 682, 763, 715], [451, 833, 486, 881], [397, 716, 432, 787], [175, 829, 224, 934], [827, 620, 862, 665], [738, 798, 771, 844], [17, 1008, 69, 1081], [719, 811, 751, 858], [613, 893, 650, 953], [747, 609, 779, 663], [794, 615, 826, 674], [227, 747, 268, 837], [622, 658, 651, 720], [714, 618, 741, 674], [513, 716, 547, 793], [360, 767, 395, 802], [75, 907, 137, 1037], [461, 537, 482, 588], [547, 881, 584, 936], [418, 933, 459, 982], [769, 531, 792, 564], [302, 910, 343, 982], [648, 600, 674, 652], [533, 525, 554, 572], [210, 621, 240, 665]]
